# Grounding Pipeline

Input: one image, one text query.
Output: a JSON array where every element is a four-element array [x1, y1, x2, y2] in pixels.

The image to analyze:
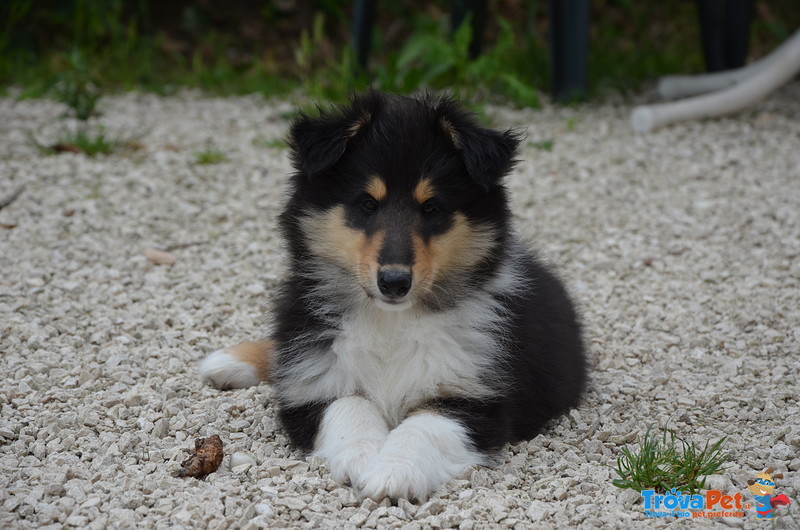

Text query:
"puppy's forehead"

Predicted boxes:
[[363, 104, 451, 150], [346, 101, 462, 201]]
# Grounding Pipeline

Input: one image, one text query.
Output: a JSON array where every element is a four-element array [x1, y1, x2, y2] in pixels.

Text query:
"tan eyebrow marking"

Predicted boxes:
[[413, 178, 436, 204], [366, 175, 388, 201]]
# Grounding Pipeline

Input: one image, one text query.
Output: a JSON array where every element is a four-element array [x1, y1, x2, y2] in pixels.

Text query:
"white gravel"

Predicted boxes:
[[1, 86, 799, 529]]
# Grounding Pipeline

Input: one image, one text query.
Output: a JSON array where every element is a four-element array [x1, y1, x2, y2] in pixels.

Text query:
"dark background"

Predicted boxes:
[[2, 0, 799, 105]]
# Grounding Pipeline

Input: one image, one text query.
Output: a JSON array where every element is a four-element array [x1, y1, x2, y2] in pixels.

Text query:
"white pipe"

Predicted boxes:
[[631, 29, 800, 133], [657, 30, 800, 99]]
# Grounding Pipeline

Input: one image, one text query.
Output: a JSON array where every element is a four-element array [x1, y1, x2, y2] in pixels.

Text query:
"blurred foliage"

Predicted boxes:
[[194, 147, 228, 165], [2, 0, 799, 107], [29, 125, 128, 157], [51, 49, 101, 120], [377, 14, 543, 106]]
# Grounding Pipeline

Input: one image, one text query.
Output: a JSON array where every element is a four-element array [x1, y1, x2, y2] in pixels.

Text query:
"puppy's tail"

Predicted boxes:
[[199, 340, 274, 389]]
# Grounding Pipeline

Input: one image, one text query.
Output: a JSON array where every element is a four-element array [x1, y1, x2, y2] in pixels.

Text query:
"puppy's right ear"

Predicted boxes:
[[289, 94, 378, 178], [288, 114, 350, 178]]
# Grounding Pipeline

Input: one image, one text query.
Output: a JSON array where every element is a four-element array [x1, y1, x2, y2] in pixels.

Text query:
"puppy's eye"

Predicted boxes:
[[361, 197, 378, 212], [421, 201, 440, 215]]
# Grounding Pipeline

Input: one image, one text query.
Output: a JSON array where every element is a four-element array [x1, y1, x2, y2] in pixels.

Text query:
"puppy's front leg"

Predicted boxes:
[[357, 411, 486, 502], [315, 396, 389, 486]]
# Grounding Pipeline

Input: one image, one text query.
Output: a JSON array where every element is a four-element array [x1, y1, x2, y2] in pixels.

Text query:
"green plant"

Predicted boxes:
[[65, 127, 115, 155], [612, 426, 728, 495], [30, 126, 122, 156], [252, 136, 287, 150], [565, 117, 580, 132], [588, 1, 704, 96], [29, 124, 145, 157], [528, 139, 554, 151], [194, 147, 227, 165], [293, 12, 364, 104], [381, 15, 543, 107], [4, 2, 800, 106], [51, 49, 102, 120]]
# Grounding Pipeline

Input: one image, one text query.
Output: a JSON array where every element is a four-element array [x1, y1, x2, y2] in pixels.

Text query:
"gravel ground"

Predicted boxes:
[[1, 86, 799, 529]]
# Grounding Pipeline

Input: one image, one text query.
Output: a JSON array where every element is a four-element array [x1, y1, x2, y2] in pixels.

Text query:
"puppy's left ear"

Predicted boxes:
[[435, 97, 521, 190], [455, 126, 521, 191]]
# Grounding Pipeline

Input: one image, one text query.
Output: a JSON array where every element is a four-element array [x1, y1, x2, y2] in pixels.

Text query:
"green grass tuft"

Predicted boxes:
[[50, 50, 103, 121], [194, 148, 227, 165], [30, 126, 124, 156], [252, 136, 287, 150], [63, 127, 115, 156], [528, 139, 555, 151], [29, 124, 144, 157], [612, 426, 728, 495]]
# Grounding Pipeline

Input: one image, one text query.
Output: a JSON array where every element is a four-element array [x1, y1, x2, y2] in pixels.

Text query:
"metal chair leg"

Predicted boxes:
[[549, 0, 591, 102], [451, 0, 488, 59], [352, 0, 377, 72], [697, 0, 753, 72]]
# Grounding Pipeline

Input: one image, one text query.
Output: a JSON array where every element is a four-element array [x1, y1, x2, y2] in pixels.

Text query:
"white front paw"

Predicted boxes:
[[327, 438, 384, 486], [356, 455, 433, 502], [353, 412, 485, 502]]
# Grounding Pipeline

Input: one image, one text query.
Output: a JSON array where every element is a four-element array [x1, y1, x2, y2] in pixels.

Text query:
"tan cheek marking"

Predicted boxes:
[[366, 176, 388, 202], [412, 213, 496, 289], [413, 178, 436, 205], [302, 206, 360, 267], [301, 206, 384, 290], [305, 206, 360, 265], [412, 234, 434, 292]]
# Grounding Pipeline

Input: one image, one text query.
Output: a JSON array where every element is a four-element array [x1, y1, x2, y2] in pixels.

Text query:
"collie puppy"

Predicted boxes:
[[200, 91, 586, 502]]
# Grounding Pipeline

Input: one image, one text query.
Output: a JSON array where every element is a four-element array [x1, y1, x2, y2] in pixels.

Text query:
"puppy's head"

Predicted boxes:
[[282, 91, 520, 311]]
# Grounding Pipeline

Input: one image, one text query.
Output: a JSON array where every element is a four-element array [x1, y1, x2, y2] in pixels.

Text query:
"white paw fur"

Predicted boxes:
[[328, 438, 385, 485], [198, 348, 260, 389], [314, 396, 389, 485], [356, 412, 485, 502]]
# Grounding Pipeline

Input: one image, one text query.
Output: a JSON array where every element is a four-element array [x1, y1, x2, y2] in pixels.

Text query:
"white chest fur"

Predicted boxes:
[[277, 297, 506, 426], [336, 307, 499, 425]]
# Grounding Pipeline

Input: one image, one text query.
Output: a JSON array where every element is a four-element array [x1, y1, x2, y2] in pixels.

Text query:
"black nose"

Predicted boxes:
[[377, 268, 412, 298]]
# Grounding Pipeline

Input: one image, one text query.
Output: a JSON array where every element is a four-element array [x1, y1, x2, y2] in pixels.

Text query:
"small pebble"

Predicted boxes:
[[144, 248, 176, 265]]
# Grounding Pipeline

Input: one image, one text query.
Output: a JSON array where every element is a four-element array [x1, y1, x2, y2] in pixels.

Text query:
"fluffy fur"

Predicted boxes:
[[199, 91, 586, 501]]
